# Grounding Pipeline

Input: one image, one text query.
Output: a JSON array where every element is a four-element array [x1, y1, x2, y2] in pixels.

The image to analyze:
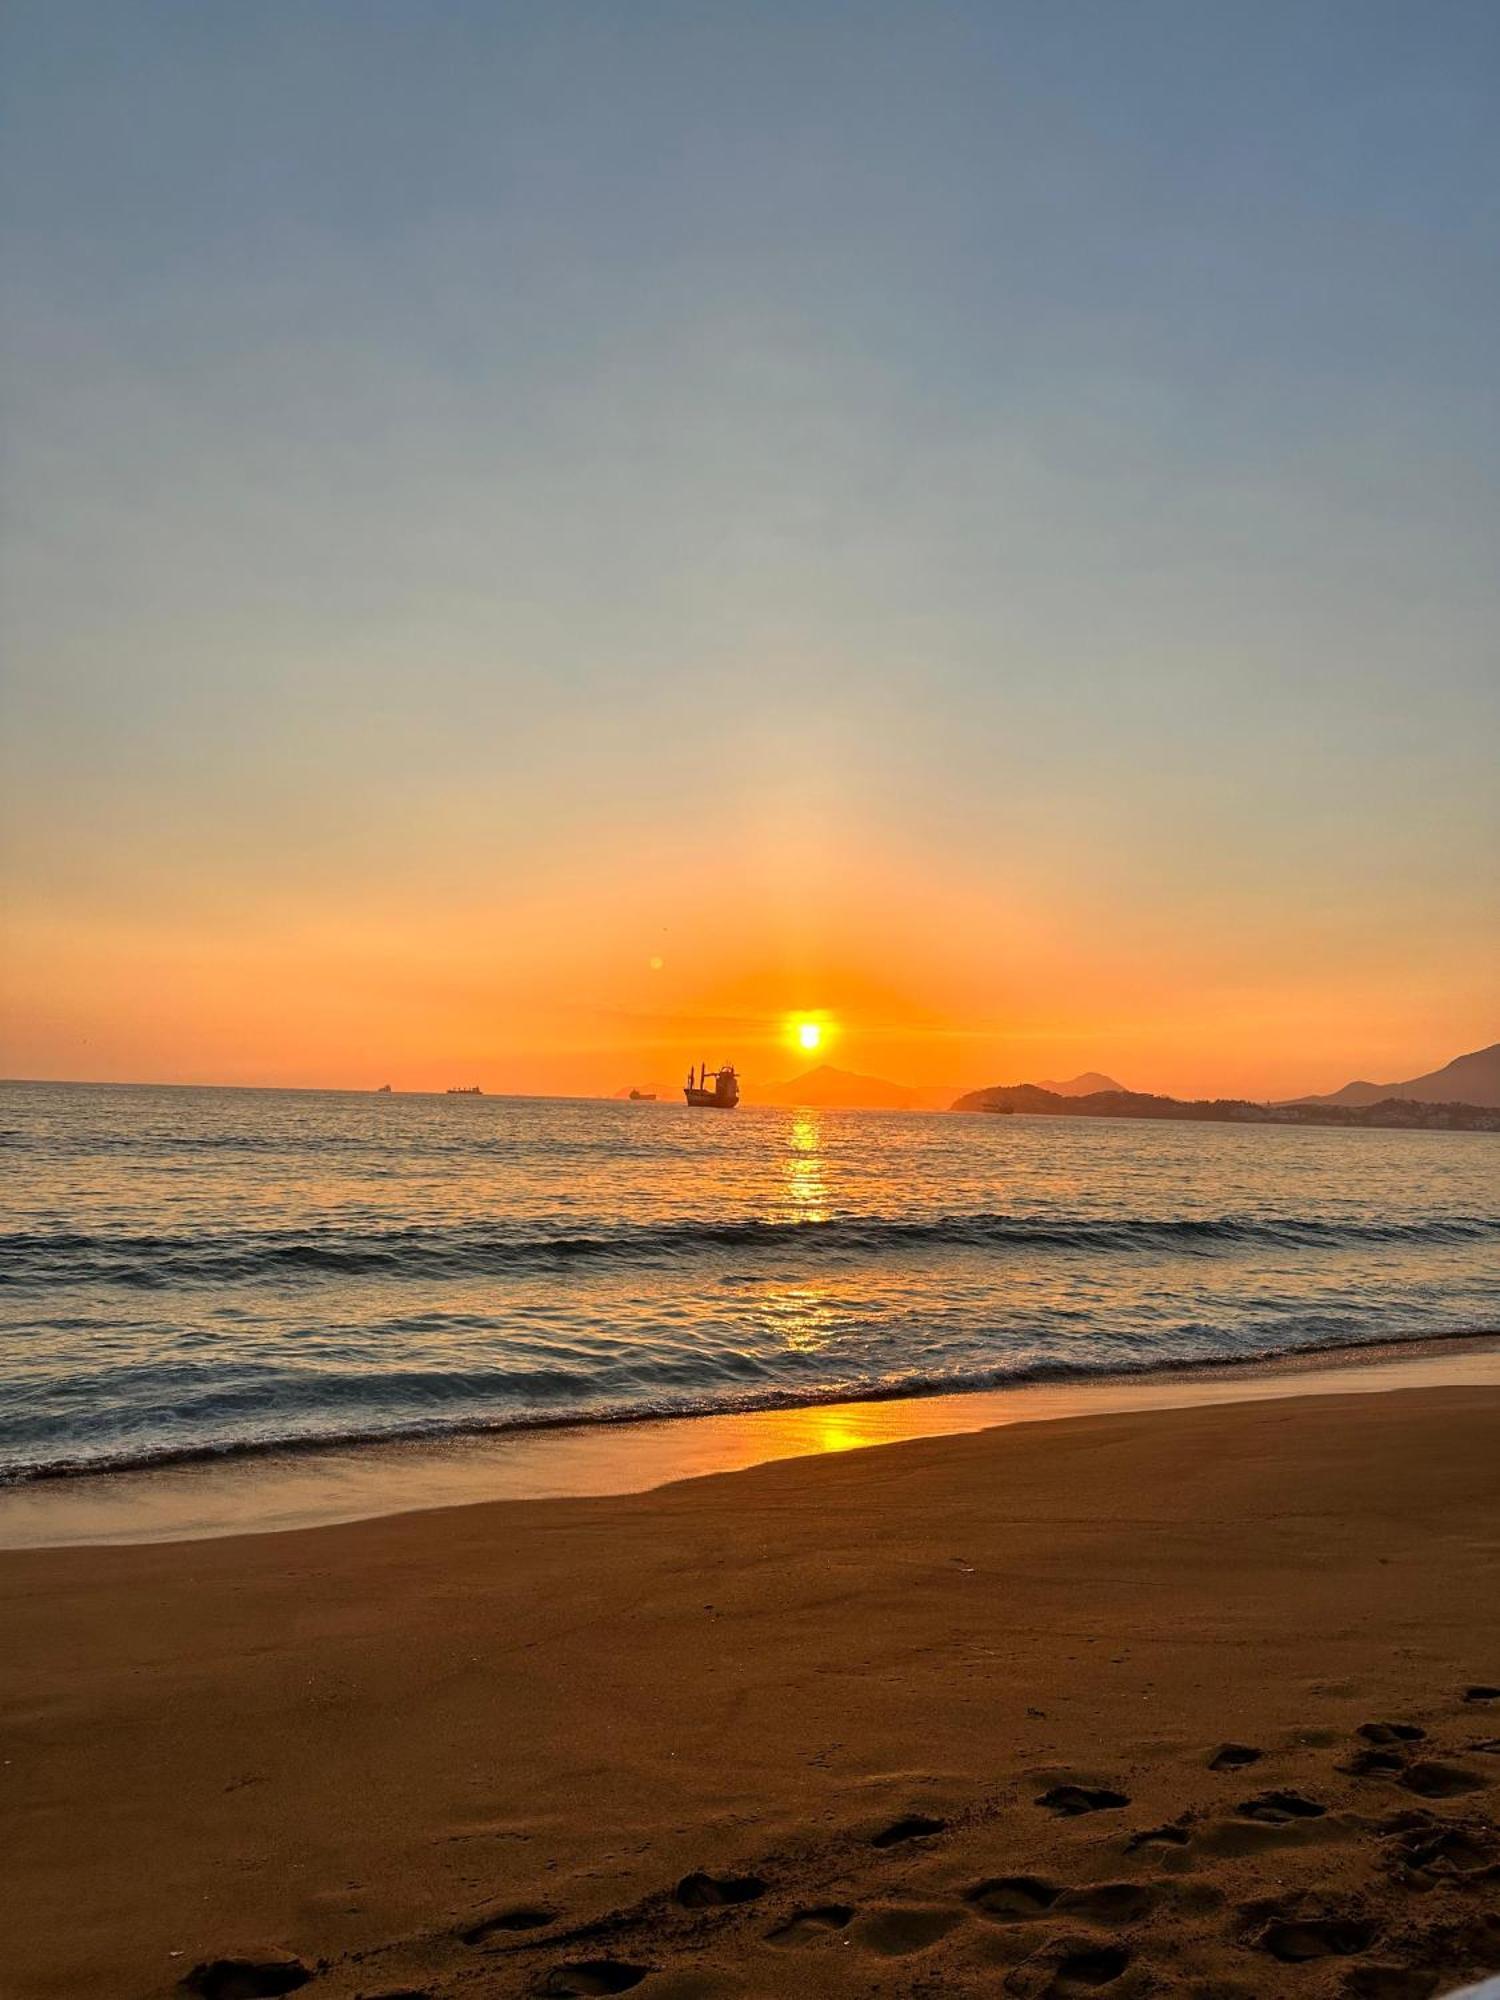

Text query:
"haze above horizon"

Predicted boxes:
[[2, 1, 1496, 1100]]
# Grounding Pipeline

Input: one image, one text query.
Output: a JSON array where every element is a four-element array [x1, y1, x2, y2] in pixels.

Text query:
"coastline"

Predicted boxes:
[[4, 1327, 1498, 1549], [3, 1380, 1498, 1997]]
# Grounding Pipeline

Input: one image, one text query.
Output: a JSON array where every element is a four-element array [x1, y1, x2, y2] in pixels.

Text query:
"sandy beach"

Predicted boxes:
[[3, 1385, 1499, 1999]]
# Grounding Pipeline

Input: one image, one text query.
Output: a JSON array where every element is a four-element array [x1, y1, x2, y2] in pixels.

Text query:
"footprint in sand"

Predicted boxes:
[[1257, 1915, 1377, 1962], [462, 1905, 560, 1942], [1049, 1944, 1132, 1991], [674, 1871, 767, 1910], [851, 1905, 967, 1956], [1036, 1784, 1130, 1816], [965, 1876, 1060, 1920], [1386, 1819, 1495, 1879], [1359, 1722, 1426, 1745], [970, 1876, 1156, 1927], [1397, 1760, 1485, 1799], [534, 1963, 650, 1997], [1006, 1937, 1132, 1994], [182, 1956, 311, 1999], [1207, 1742, 1262, 1771], [870, 1812, 947, 1846], [1235, 1789, 1326, 1824], [1462, 1684, 1499, 1702], [1243, 1892, 1377, 1965], [765, 1904, 855, 1947], [1124, 1821, 1191, 1853], [1056, 1883, 1157, 1925], [1342, 1748, 1409, 1779]]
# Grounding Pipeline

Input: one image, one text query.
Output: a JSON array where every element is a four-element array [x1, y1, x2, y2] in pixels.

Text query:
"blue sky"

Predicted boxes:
[[2, 1, 1496, 1091]]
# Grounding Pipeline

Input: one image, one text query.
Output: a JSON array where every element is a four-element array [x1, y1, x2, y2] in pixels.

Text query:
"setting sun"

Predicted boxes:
[[785, 1012, 836, 1059]]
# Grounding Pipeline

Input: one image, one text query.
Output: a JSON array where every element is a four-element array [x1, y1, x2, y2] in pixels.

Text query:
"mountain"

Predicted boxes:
[[1036, 1071, 1126, 1097], [756, 1064, 955, 1111], [1295, 1041, 1500, 1110]]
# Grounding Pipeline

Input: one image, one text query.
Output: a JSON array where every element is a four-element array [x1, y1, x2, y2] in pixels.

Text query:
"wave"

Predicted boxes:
[[4, 1321, 1497, 1486], [4, 1210, 1497, 1288]]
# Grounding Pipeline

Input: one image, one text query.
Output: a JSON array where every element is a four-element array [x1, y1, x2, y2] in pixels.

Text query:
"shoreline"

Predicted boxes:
[[4, 1326, 1498, 1550], [3, 1383, 1497, 1998]]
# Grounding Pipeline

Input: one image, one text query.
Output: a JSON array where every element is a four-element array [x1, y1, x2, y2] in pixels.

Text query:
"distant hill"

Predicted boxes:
[[950, 1080, 1499, 1132], [1036, 1071, 1126, 1097], [757, 1064, 955, 1111], [1295, 1041, 1500, 1110]]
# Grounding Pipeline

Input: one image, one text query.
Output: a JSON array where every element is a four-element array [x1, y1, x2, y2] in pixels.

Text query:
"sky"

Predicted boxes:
[[1, 0, 1496, 1101]]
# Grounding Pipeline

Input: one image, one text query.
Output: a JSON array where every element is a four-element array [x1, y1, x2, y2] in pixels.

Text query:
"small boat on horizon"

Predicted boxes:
[[445, 1085, 483, 1096], [684, 1062, 740, 1109], [628, 1088, 657, 1101]]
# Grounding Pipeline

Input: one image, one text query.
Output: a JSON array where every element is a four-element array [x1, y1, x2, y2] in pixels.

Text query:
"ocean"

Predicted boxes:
[[2, 1080, 1497, 1483]]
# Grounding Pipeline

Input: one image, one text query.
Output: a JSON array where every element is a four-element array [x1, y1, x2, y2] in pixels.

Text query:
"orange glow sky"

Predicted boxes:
[[2, 6, 1497, 1103], [4, 770, 1494, 1101]]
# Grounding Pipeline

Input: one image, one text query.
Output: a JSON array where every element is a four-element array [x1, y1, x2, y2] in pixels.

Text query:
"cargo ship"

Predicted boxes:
[[684, 1062, 740, 1109]]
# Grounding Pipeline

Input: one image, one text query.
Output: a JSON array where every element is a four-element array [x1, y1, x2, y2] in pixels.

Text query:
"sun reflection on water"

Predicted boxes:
[[784, 1109, 828, 1223], [760, 1283, 837, 1353], [764, 1111, 838, 1352]]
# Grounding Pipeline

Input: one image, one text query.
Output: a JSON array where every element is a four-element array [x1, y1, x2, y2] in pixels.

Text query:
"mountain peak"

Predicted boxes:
[[757, 1064, 954, 1110], [1036, 1071, 1126, 1097], [1295, 1040, 1500, 1110]]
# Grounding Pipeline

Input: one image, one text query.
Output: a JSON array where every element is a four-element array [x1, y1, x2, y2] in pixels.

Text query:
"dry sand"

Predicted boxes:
[[2, 1386, 1498, 1999]]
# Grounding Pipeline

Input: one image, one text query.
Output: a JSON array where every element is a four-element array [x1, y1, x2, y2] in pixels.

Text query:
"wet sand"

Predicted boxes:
[[2, 1386, 1499, 1998], [6, 1333, 1497, 1550]]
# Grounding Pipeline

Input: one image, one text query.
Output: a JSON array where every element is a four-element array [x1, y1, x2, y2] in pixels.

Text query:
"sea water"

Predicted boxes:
[[2, 1081, 1496, 1480]]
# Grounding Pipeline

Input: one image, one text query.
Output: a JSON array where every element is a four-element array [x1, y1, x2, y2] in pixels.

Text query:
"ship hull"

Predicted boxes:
[[684, 1088, 738, 1108]]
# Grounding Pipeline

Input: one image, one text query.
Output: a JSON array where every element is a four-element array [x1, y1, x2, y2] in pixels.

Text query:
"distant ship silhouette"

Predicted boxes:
[[684, 1061, 739, 1109]]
